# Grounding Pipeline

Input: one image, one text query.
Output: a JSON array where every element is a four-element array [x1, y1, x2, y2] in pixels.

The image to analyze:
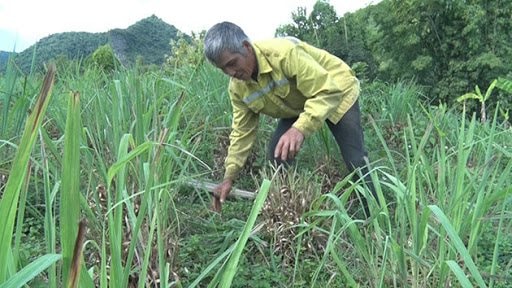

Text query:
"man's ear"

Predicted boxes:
[[242, 40, 253, 55]]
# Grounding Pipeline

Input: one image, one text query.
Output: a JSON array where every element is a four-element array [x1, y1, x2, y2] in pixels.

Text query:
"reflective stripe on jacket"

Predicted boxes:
[[224, 37, 359, 180]]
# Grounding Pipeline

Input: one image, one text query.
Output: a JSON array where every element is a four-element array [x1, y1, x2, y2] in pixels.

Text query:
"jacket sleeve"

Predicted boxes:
[[223, 91, 259, 180], [283, 45, 347, 137]]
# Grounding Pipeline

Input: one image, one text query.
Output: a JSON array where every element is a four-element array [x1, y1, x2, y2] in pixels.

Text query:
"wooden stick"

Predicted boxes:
[[185, 179, 255, 199]]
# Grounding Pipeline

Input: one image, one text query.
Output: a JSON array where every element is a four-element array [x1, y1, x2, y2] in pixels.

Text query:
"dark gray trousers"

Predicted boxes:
[[267, 100, 377, 213]]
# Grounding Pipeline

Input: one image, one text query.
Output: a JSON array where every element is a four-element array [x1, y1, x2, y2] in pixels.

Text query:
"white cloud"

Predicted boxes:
[[0, 0, 378, 52]]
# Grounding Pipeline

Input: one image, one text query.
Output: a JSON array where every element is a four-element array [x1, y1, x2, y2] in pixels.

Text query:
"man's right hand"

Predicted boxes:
[[212, 178, 233, 212], [274, 127, 304, 161]]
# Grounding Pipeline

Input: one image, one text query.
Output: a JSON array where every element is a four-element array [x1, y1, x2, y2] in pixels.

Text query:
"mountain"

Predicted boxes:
[[1, 15, 184, 73], [0, 51, 11, 70]]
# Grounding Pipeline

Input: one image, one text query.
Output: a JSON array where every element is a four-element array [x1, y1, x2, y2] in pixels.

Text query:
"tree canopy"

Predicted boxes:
[[277, 0, 512, 112]]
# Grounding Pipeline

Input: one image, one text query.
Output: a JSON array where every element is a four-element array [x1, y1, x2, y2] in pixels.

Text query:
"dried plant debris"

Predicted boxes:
[[260, 167, 327, 266]]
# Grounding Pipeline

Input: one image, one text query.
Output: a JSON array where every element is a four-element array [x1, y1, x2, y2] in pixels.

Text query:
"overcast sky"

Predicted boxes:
[[0, 0, 377, 52]]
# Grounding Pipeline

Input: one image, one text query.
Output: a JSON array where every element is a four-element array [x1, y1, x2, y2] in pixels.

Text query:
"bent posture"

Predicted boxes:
[[204, 22, 376, 214]]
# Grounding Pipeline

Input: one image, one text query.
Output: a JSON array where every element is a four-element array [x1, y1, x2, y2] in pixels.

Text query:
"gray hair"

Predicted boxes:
[[204, 22, 250, 65]]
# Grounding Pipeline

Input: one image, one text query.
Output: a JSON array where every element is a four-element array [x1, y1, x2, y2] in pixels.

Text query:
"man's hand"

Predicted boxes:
[[274, 127, 304, 161], [212, 178, 233, 212]]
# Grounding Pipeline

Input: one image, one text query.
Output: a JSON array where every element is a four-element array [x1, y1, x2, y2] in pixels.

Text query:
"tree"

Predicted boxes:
[[276, 1, 340, 52], [165, 31, 205, 68], [92, 44, 120, 72], [276, 0, 377, 78], [370, 0, 512, 106], [276, 6, 314, 42]]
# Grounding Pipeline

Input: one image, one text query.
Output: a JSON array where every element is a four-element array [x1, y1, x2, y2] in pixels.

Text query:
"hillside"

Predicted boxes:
[[1, 15, 183, 73], [0, 51, 11, 70]]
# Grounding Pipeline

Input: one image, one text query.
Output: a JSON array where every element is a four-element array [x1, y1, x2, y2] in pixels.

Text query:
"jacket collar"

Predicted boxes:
[[252, 42, 273, 77]]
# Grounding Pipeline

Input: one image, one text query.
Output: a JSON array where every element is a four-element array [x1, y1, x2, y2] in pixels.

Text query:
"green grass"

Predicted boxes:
[[0, 59, 511, 287]]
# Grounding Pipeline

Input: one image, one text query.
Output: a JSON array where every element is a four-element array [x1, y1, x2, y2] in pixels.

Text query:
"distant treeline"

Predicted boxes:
[[277, 0, 512, 110], [1, 1, 511, 113]]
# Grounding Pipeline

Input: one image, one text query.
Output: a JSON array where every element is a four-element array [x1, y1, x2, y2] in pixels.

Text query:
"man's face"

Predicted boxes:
[[216, 41, 256, 81]]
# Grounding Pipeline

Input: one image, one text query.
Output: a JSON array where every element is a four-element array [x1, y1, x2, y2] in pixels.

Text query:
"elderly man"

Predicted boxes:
[[204, 21, 377, 214]]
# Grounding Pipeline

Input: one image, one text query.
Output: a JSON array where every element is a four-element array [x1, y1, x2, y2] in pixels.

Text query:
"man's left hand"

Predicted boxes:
[[274, 127, 304, 161]]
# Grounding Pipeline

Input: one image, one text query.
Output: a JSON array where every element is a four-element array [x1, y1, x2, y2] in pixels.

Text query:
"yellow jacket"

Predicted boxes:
[[224, 37, 359, 180]]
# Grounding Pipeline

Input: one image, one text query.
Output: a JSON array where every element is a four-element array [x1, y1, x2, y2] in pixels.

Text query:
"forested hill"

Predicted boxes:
[[2, 2, 511, 112], [1, 15, 182, 73], [276, 0, 512, 110], [0, 52, 9, 71]]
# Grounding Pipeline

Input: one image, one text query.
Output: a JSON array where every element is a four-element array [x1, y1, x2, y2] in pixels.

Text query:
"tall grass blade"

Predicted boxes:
[[137, 203, 158, 288], [446, 260, 474, 288], [106, 135, 152, 286], [0, 254, 62, 288], [12, 162, 31, 270], [428, 205, 487, 288], [0, 64, 56, 282], [107, 134, 132, 286], [60, 91, 82, 284], [188, 244, 234, 287], [0, 55, 20, 138], [41, 134, 58, 288], [67, 219, 87, 288], [490, 198, 509, 287], [329, 243, 358, 287], [216, 179, 271, 288], [107, 140, 153, 185]]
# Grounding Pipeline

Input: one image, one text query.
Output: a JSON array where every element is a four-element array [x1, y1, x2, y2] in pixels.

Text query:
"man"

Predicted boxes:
[[204, 21, 376, 214]]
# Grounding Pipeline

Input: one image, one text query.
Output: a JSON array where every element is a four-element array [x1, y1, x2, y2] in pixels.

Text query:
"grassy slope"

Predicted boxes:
[[0, 61, 511, 287]]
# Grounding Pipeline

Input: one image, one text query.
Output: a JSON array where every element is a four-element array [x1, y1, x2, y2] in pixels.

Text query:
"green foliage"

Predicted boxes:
[[165, 31, 204, 68], [276, 1, 340, 49], [370, 0, 512, 105], [457, 79, 498, 122], [429, 205, 486, 287], [496, 77, 512, 94], [91, 44, 120, 72], [277, 0, 511, 112], [214, 180, 271, 287], [59, 91, 93, 287], [277, 2, 381, 82], [277, 1, 378, 76], [0, 64, 56, 284], [0, 52, 11, 72], [0, 254, 61, 288], [1, 59, 512, 287], [2, 5, 512, 285]]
